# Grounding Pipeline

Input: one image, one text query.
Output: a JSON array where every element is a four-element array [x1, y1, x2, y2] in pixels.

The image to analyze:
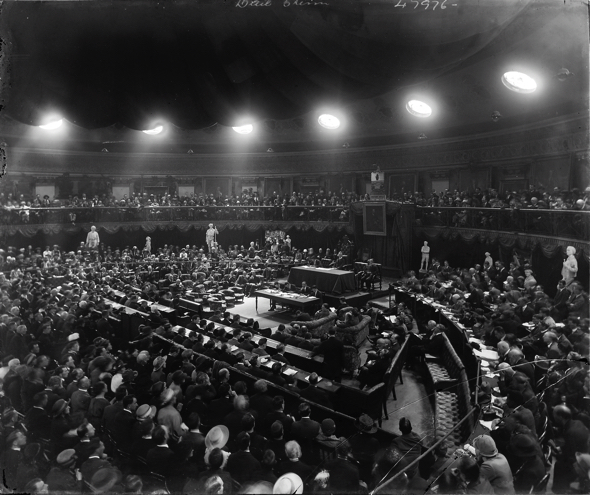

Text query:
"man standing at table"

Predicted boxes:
[[205, 224, 218, 253]]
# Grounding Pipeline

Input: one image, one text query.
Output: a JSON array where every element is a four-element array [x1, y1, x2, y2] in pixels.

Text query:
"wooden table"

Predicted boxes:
[[170, 322, 342, 394], [253, 289, 320, 313], [288, 266, 355, 294]]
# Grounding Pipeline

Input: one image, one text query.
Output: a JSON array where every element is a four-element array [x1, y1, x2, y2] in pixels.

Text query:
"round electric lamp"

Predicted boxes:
[[406, 100, 432, 118], [232, 124, 254, 134], [142, 126, 164, 135], [39, 119, 63, 130], [318, 114, 341, 129], [501, 71, 537, 93]]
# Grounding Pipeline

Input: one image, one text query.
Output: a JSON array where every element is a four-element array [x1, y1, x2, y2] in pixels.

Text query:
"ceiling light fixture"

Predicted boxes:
[[418, 133, 428, 140], [406, 100, 432, 118], [142, 125, 163, 135], [342, 142, 350, 148], [187, 149, 194, 154], [232, 124, 254, 134], [267, 148, 274, 153], [501, 71, 537, 93], [39, 119, 63, 130], [318, 114, 341, 129]]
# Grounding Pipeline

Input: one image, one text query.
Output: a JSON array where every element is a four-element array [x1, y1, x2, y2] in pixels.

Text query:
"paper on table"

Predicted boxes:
[[283, 368, 297, 376], [479, 419, 496, 430], [473, 348, 499, 361], [262, 360, 274, 368], [230, 345, 239, 352]]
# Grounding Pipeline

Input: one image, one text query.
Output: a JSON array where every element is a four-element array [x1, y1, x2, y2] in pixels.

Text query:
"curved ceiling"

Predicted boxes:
[[0, 0, 587, 153]]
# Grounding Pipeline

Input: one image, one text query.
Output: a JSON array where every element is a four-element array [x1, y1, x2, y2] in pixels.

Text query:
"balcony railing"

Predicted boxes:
[[415, 206, 589, 241], [0, 205, 350, 225]]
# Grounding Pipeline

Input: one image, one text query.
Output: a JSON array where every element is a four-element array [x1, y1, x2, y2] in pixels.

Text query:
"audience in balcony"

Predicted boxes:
[[395, 184, 590, 211]]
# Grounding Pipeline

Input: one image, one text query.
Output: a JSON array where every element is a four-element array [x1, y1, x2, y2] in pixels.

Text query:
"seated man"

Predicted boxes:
[[358, 349, 391, 390], [314, 303, 332, 320]]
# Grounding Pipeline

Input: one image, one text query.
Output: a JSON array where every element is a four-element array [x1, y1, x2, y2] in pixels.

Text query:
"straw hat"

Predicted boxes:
[[205, 425, 230, 450], [273, 473, 303, 494], [355, 414, 377, 434]]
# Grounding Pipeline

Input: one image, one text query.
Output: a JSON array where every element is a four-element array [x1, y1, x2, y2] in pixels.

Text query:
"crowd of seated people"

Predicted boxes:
[[0, 240, 431, 494], [0, 189, 356, 224], [393, 253, 590, 494], [392, 184, 590, 210], [0, 234, 354, 297], [1, 235, 590, 492]]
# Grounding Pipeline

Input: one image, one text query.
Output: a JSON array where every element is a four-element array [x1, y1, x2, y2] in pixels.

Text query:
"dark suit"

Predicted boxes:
[[514, 358, 536, 388], [47, 466, 80, 492], [291, 417, 320, 441], [248, 365, 270, 380], [325, 457, 360, 493], [113, 408, 136, 453], [70, 388, 91, 415], [181, 431, 206, 468], [81, 456, 112, 484], [25, 406, 51, 441], [4, 448, 22, 490], [262, 411, 294, 437], [314, 336, 344, 381], [209, 396, 234, 420], [146, 445, 176, 476], [268, 373, 287, 387], [273, 353, 290, 365], [226, 450, 262, 485], [300, 384, 333, 409], [250, 392, 274, 419], [277, 459, 313, 482], [552, 288, 571, 321]]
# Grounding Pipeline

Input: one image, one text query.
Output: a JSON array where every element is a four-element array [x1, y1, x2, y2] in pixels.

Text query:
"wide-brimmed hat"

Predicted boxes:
[[52, 398, 68, 417], [90, 467, 120, 493], [510, 434, 538, 457], [56, 449, 77, 466], [111, 373, 123, 392], [135, 404, 156, 420], [153, 356, 166, 370], [205, 425, 229, 450], [355, 414, 377, 434], [243, 481, 273, 494], [273, 473, 303, 494], [473, 434, 498, 457]]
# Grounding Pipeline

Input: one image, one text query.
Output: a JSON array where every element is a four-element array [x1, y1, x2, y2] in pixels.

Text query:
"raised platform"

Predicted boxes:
[[324, 287, 389, 308]]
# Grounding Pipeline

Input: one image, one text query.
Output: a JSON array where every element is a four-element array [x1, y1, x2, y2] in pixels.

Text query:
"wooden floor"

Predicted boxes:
[[224, 276, 435, 440]]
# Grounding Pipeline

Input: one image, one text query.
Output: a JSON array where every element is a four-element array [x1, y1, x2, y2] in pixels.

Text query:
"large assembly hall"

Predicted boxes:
[[0, 1, 588, 494]]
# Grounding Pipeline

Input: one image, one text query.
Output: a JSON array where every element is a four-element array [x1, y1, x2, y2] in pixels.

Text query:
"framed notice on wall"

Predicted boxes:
[[363, 202, 386, 236]]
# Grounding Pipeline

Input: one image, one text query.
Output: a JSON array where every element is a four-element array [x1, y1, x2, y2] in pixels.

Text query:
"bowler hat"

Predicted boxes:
[[355, 414, 377, 434]]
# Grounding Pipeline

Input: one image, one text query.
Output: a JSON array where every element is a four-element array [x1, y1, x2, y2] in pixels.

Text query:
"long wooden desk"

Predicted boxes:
[[253, 289, 320, 312], [171, 322, 341, 394], [288, 266, 355, 294]]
